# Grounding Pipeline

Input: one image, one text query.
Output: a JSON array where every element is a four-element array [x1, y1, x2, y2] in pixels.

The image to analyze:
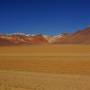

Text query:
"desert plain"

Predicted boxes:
[[0, 45, 90, 90]]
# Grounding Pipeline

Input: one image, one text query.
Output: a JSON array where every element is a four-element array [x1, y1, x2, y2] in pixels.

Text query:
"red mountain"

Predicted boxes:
[[0, 27, 90, 45], [0, 34, 48, 45], [54, 27, 90, 44]]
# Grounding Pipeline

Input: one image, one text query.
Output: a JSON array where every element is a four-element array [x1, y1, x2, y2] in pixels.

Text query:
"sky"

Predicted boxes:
[[0, 0, 90, 35]]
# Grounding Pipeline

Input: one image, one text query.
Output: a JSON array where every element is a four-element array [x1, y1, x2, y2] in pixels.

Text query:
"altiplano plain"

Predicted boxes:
[[0, 45, 90, 90]]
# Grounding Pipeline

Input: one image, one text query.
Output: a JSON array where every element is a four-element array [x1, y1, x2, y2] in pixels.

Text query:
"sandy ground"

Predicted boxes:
[[0, 45, 90, 89], [0, 71, 90, 90]]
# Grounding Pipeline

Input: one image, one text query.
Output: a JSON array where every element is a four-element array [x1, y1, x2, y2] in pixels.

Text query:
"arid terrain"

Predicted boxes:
[[0, 45, 90, 90], [1, 27, 90, 45]]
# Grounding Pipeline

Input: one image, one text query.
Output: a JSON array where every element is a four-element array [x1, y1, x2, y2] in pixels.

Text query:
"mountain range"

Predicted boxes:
[[0, 27, 90, 45]]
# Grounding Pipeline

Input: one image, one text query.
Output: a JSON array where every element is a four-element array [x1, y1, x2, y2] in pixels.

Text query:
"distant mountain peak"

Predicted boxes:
[[0, 27, 90, 45]]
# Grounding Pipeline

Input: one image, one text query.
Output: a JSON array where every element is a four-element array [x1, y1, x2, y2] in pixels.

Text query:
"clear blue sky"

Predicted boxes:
[[0, 0, 90, 35]]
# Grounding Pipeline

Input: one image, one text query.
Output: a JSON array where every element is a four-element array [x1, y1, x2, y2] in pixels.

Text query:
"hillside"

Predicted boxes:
[[53, 27, 90, 44], [0, 27, 90, 45]]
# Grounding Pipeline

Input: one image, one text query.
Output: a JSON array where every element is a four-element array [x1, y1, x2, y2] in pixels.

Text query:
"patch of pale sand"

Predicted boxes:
[[0, 71, 90, 90]]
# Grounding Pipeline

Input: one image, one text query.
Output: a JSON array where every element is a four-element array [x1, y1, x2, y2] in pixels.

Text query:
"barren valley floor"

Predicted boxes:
[[0, 45, 90, 90]]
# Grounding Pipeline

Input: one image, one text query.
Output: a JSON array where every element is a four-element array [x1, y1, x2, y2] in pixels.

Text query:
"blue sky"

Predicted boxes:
[[0, 0, 90, 35]]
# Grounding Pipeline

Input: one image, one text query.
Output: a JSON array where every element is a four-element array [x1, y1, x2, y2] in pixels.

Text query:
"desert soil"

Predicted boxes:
[[0, 45, 90, 90]]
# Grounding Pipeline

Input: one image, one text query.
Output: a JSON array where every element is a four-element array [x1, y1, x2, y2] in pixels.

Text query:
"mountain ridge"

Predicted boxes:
[[0, 27, 90, 45]]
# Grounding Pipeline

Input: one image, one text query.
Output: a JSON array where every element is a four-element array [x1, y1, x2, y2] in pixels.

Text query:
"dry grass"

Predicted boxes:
[[0, 45, 90, 89]]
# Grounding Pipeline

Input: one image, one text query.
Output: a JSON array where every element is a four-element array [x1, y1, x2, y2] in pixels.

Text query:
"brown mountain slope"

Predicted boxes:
[[54, 27, 90, 44], [29, 34, 48, 44], [0, 37, 15, 45], [68, 28, 90, 44], [0, 27, 90, 45], [70, 27, 90, 44], [0, 34, 48, 45]]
